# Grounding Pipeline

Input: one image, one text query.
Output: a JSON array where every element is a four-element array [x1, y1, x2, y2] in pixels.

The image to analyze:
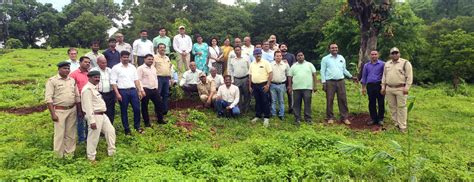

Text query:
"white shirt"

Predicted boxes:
[[179, 69, 202, 86], [207, 74, 224, 88], [110, 62, 139, 89], [217, 84, 240, 108], [132, 39, 154, 57], [228, 55, 250, 79], [90, 67, 112, 93], [208, 45, 221, 67], [242, 45, 254, 57], [116, 42, 133, 58], [66, 59, 80, 73], [271, 61, 290, 83], [173, 34, 192, 53]]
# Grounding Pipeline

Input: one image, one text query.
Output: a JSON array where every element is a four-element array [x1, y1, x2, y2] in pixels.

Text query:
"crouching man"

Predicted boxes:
[[215, 75, 240, 117]]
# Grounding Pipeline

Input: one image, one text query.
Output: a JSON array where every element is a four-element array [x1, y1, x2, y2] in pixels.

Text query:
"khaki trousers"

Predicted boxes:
[[53, 107, 77, 157], [177, 53, 190, 72], [385, 87, 408, 129], [200, 94, 217, 103], [325, 80, 349, 120], [87, 114, 116, 161]]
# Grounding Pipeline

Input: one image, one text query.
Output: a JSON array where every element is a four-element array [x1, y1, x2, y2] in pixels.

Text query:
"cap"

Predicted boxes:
[[253, 48, 262, 55], [178, 25, 185, 29], [390, 47, 400, 54], [57, 61, 70, 68], [87, 70, 101, 77], [199, 72, 206, 77]]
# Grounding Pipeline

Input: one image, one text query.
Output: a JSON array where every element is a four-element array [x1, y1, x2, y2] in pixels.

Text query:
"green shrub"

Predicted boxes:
[[5, 38, 23, 49]]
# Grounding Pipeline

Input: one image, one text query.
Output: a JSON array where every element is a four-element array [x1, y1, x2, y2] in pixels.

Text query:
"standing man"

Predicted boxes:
[[103, 38, 121, 68], [66, 48, 80, 72], [207, 67, 224, 89], [173, 25, 193, 72], [321, 43, 357, 125], [249, 48, 273, 127], [133, 29, 154, 66], [81, 70, 116, 162], [91, 56, 116, 124], [261, 41, 274, 63], [197, 73, 217, 108], [242, 36, 255, 58], [361, 50, 385, 126], [228, 37, 242, 60], [138, 54, 166, 126], [179, 62, 202, 95], [215, 75, 241, 117], [288, 51, 318, 124], [153, 27, 171, 55], [154, 43, 172, 115], [270, 51, 290, 120], [280, 43, 296, 113], [45, 61, 81, 157], [115, 33, 133, 60], [111, 51, 145, 135], [85, 41, 103, 69], [69, 56, 91, 142], [381, 47, 413, 133], [228, 46, 251, 113]]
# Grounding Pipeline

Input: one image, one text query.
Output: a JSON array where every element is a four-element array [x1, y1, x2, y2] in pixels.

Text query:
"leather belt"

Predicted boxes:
[[387, 84, 405, 88], [271, 81, 285, 85], [327, 79, 343, 82], [54, 105, 75, 110], [234, 75, 249, 79]]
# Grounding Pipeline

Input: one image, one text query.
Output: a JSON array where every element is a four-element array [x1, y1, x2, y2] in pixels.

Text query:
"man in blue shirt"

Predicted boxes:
[[361, 50, 385, 126], [103, 38, 121, 68], [320, 43, 357, 125]]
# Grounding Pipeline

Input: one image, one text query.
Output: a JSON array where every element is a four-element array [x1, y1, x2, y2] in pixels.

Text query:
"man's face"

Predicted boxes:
[[58, 66, 70, 76], [190, 62, 197, 71], [116, 34, 124, 42], [224, 76, 231, 86], [370, 51, 379, 61], [97, 58, 107, 69], [179, 28, 185, 34], [158, 45, 166, 55], [140, 32, 148, 39], [89, 75, 100, 85], [254, 54, 262, 61], [199, 76, 206, 83], [262, 42, 270, 50], [244, 37, 251, 46], [255, 44, 262, 49], [80, 58, 91, 70], [109, 41, 116, 48], [121, 55, 129, 63], [275, 52, 282, 62], [297, 53, 305, 61], [280, 44, 288, 52], [329, 44, 338, 54], [145, 56, 154, 66], [235, 47, 241, 57], [159, 29, 166, 36], [390, 51, 400, 60], [91, 43, 100, 52], [68, 50, 78, 60], [211, 68, 217, 77], [234, 38, 241, 47]]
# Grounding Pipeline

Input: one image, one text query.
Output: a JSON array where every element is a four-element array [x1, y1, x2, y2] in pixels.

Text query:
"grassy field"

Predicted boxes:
[[0, 49, 473, 180]]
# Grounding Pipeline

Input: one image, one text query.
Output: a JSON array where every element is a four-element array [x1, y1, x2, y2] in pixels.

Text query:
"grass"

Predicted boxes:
[[0, 48, 473, 180]]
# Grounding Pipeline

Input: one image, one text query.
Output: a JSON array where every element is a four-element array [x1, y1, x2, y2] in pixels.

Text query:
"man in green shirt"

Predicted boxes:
[[153, 27, 171, 55], [287, 51, 317, 125]]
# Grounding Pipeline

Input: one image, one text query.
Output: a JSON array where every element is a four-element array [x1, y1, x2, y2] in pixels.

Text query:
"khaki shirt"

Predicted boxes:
[[382, 58, 413, 89], [81, 82, 107, 124], [271, 61, 289, 83], [45, 75, 80, 106], [154, 54, 172, 76], [197, 79, 216, 96], [249, 59, 272, 84]]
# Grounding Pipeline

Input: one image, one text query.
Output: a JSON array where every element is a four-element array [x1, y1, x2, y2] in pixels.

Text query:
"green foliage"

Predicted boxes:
[[5, 38, 23, 49], [64, 12, 112, 48]]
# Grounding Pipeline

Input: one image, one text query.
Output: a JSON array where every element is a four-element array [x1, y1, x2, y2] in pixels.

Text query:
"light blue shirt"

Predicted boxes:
[[320, 54, 352, 83], [262, 50, 274, 63]]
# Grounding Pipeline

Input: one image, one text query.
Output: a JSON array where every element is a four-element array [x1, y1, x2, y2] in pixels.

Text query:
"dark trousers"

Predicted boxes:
[[141, 88, 164, 126], [293, 89, 312, 122], [100, 91, 116, 124], [325, 80, 349, 120], [215, 100, 241, 117], [181, 84, 198, 95], [286, 81, 293, 112], [252, 83, 271, 118], [234, 77, 250, 113], [118, 88, 141, 133], [158, 76, 170, 114], [367, 82, 385, 122], [137, 56, 145, 66]]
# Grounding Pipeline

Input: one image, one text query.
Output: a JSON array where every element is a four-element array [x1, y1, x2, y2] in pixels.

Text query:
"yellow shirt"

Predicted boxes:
[[382, 58, 413, 89], [44, 75, 80, 106], [154, 54, 172, 76], [249, 59, 272, 84]]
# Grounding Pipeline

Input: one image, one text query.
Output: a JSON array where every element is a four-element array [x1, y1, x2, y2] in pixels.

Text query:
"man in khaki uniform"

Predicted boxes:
[[81, 70, 116, 161], [45, 61, 82, 157], [197, 72, 217, 108], [381, 47, 413, 133]]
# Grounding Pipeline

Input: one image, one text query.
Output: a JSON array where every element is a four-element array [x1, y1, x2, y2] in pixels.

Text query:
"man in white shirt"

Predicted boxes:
[[110, 51, 145, 135], [270, 51, 290, 120], [85, 41, 103, 69], [132, 30, 154, 66], [242, 36, 255, 58], [115, 33, 133, 61], [227, 37, 242, 60], [66, 47, 80, 72], [215, 75, 240, 117], [228, 46, 251, 113], [173, 25, 192, 72], [207, 67, 224, 89], [179, 62, 202, 96], [90, 56, 116, 124]]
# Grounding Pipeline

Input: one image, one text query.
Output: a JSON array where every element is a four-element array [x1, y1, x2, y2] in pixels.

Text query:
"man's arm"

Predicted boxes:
[[45, 79, 58, 121], [172, 36, 180, 53], [81, 88, 96, 127], [229, 86, 240, 109]]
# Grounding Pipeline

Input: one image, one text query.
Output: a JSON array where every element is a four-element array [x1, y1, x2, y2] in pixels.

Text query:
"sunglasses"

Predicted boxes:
[[391, 52, 399, 55]]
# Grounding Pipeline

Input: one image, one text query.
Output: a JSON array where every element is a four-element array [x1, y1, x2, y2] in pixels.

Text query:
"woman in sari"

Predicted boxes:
[[208, 37, 223, 74], [220, 38, 233, 75], [192, 34, 209, 73]]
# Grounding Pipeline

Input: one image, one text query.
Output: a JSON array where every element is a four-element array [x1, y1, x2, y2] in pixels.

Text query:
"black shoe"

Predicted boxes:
[[158, 120, 167, 124], [125, 131, 132, 136], [378, 120, 384, 126], [288, 109, 293, 114], [278, 116, 284, 120], [293, 120, 301, 126]]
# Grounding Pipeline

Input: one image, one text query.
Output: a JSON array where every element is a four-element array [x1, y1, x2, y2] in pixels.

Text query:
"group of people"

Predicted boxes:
[[44, 25, 413, 161]]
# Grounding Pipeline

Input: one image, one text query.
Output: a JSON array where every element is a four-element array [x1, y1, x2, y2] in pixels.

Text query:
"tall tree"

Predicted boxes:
[[64, 12, 112, 47]]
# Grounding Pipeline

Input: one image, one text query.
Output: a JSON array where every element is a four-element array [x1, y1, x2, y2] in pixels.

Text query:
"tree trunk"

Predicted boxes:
[[357, 28, 378, 79]]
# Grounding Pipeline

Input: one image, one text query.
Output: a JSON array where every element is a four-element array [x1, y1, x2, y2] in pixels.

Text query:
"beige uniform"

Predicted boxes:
[[44, 75, 80, 157], [81, 82, 116, 160], [197, 79, 217, 103], [381, 58, 413, 129]]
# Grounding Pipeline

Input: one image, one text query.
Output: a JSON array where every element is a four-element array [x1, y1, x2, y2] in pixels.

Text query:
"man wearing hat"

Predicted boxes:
[[197, 72, 217, 108], [381, 47, 413, 133], [173, 25, 193, 72], [45, 61, 82, 157], [81, 70, 116, 162], [249, 48, 273, 127]]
